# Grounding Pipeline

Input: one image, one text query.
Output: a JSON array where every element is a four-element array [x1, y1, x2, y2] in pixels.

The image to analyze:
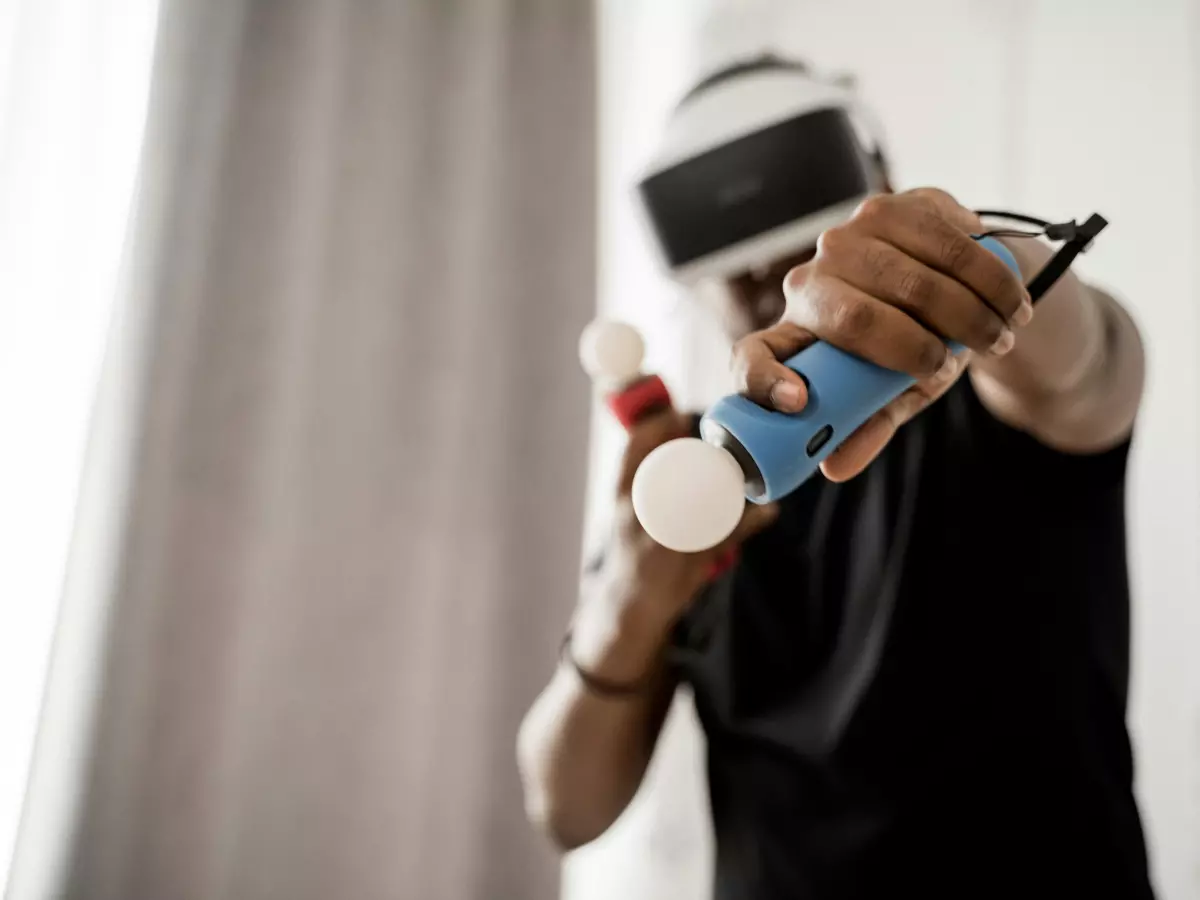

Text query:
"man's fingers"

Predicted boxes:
[[852, 190, 1029, 329], [819, 350, 972, 482], [696, 501, 777, 578], [616, 407, 692, 497], [905, 187, 983, 235], [872, 192, 1028, 325], [818, 408, 897, 483], [728, 501, 779, 544], [730, 321, 814, 412], [782, 272, 951, 381], [830, 236, 1012, 356]]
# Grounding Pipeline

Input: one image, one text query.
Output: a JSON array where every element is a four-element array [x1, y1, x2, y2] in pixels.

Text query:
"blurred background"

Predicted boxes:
[[0, 1, 1196, 899]]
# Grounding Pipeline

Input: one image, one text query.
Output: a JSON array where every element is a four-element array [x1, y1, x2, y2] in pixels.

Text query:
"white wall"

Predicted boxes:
[[574, 1, 1200, 898]]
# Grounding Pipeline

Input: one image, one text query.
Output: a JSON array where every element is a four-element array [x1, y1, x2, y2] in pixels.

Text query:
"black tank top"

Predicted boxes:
[[669, 376, 1155, 899]]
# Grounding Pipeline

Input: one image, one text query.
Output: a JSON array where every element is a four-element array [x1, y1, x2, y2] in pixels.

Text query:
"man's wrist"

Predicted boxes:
[[567, 588, 677, 688]]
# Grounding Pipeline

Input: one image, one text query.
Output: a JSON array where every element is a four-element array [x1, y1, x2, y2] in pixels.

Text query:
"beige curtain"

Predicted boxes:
[[8, 2, 594, 899]]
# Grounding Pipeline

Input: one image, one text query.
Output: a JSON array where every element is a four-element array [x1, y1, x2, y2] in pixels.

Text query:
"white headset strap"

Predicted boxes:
[[828, 74, 886, 172]]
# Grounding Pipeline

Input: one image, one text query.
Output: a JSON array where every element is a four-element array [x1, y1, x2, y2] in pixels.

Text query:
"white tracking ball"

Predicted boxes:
[[632, 437, 746, 553], [578, 319, 644, 387]]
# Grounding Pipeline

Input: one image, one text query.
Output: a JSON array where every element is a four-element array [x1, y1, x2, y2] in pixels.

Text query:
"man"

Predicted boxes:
[[517, 56, 1154, 898]]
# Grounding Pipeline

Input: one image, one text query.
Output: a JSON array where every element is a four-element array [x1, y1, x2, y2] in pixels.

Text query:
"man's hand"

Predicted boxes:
[[516, 401, 777, 852], [589, 406, 778, 640], [730, 187, 1033, 482]]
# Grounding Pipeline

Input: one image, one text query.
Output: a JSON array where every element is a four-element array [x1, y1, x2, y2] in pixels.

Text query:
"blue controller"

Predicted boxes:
[[699, 236, 1020, 503]]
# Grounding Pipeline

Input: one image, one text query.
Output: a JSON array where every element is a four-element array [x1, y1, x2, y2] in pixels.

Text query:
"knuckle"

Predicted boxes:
[[916, 338, 947, 376], [907, 188, 937, 208], [861, 242, 890, 280], [829, 294, 876, 340], [894, 390, 929, 425], [988, 269, 1022, 316], [782, 262, 810, 296], [781, 284, 818, 330], [728, 337, 758, 387], [729, 334, 755, 368], [741, 361, 769, 395], [910, 186, 957, 207], [852, 194, 891, 226], [902, 192, 941, 223], [970, 305, 1005, 347], [938, 232, 972, 273], [815, 224, 853, 260], [774, 319, 809, 346], [896, 267, 933, 308]]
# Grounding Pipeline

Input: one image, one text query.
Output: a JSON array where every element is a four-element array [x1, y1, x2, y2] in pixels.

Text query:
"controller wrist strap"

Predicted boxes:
[[973, 210, 1109, 302]]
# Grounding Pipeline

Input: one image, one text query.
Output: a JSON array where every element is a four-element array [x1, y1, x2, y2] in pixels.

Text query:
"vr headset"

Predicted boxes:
[[636, 55, 884, 286], [636, 54, 1105, 298]]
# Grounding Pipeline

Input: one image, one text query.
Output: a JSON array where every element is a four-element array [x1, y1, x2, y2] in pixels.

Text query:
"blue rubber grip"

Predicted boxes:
[[701, 236, 1021, 503]]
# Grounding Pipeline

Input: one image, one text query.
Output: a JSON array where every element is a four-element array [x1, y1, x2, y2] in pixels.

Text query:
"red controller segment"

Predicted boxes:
[[605, 374, 671, 430], [580, 319, 738, 580]]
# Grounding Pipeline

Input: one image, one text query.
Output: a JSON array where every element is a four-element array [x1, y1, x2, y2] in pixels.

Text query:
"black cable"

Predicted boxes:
[[975, 227, 1046, 240], [972, 210, 1055, 241], [973, 210, 1053, 229]]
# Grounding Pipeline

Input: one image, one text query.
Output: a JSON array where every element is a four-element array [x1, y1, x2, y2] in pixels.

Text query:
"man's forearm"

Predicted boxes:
[[968, 237, 1145, 453], [517, 589, 678, 851]]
